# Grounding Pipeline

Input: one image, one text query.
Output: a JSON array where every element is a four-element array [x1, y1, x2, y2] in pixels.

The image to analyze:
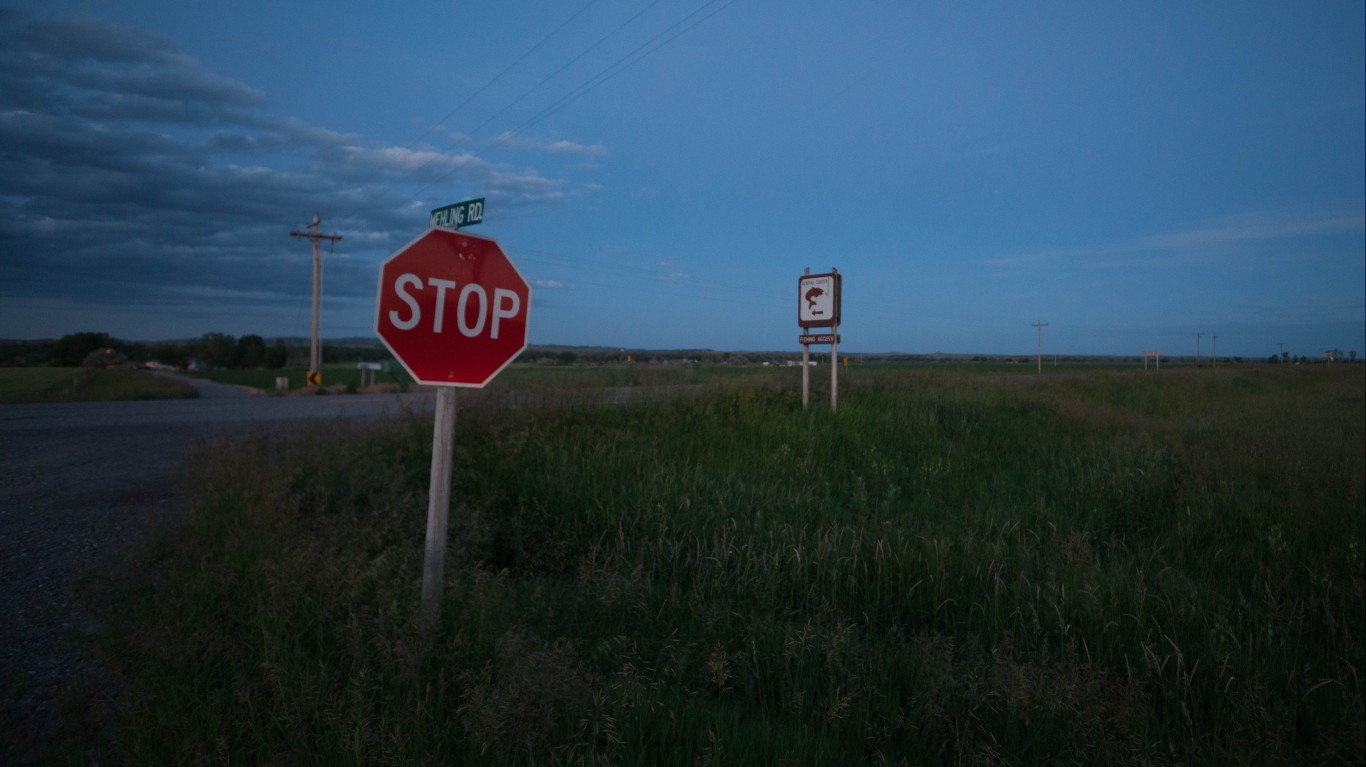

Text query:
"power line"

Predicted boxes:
[[411, 0, 602, 150], [508, 0, 737, 136], [421, 0, 738, 193], [460, 0, 666, 144]]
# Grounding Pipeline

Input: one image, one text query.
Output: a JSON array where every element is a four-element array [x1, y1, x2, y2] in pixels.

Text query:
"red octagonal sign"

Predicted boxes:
[[375, 228, 530, 387]]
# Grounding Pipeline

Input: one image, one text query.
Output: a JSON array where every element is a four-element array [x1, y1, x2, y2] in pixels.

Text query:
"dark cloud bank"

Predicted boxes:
[[0, 9, 561, 339]]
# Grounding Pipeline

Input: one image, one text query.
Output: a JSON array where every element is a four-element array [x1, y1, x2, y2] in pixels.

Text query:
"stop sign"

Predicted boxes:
[[375, 228, 530, 387]]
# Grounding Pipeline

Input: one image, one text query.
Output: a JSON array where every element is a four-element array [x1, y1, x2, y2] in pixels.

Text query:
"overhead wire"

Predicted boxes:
[[459, 0, 666, 145], [397, 1, 770, 324], [419, 0, 738, 193], [505, 0, 738, 136], [408, 0, 602, 150]]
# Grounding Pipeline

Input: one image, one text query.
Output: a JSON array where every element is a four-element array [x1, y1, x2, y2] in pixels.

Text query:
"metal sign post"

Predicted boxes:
[[798, 268, 842, 411]]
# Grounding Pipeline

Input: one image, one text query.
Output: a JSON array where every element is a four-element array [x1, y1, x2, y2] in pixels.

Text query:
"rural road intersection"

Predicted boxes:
[[0, 377, 434, 761]]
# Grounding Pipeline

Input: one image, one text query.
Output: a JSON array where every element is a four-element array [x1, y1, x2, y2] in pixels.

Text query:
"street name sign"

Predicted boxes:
[[429, 197, 485, 230]]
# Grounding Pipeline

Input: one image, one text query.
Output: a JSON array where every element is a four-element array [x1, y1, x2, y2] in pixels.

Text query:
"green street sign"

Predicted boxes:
[[430, 197, 485, 230]]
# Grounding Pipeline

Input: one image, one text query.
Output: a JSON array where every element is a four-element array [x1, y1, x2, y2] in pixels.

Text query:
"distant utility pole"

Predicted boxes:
[[1212, 333, 1218, 368], [290, 215, 342, 385], [1032, 320, 1048, 374], [1278, 341, 1285, 364], [1192, 332, 1204, 367]]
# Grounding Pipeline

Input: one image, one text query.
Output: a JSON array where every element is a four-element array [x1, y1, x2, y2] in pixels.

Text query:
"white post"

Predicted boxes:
[[802, 343, 810, 409], [421, 387, 457, 633], [801, 267, 810, 410], [310, 235, 321, 377], [830, 334, 838, 412]]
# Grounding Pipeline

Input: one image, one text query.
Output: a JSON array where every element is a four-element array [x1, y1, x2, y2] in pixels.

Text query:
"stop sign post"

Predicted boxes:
[[375, 227, 531, 631]]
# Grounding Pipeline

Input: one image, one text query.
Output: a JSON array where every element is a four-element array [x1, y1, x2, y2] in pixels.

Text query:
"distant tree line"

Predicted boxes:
[[2, 333, 1360, 369], [0, 331, 290, 369], [195, 332, 288, 369], [1266, 349, 1358, 364]]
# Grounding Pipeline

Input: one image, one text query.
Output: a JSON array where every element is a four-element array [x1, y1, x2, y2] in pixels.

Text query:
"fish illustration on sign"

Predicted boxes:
[[805, 286, 825, 314]]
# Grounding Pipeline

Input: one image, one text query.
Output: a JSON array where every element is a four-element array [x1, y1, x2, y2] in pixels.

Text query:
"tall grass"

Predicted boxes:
[[83, 364, 1364, 764]]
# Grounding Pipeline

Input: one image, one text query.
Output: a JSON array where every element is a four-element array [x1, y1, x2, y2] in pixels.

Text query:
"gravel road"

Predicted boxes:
[[0, 378, 434, 763]]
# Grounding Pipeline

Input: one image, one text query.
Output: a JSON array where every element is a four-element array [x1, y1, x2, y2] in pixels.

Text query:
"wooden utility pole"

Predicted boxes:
[[1192, 332, 1204, 367], [1032, 321, 1048, 374], [1212, 333, 1218, 368], [291, 215, 342, 385]]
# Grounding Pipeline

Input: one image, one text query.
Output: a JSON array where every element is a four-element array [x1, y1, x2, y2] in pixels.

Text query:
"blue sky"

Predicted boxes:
[[1, 1, 1362, 357]]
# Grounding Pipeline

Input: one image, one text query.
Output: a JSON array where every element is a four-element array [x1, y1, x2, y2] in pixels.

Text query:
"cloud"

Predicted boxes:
[[340, 145, 490, 174], [547, 139, 607, 155], [492, 131, 607, 155], [534, 279, 568, 289], [5, 11, 189, 67], [982, 208, 1366, 270], [1138, 212, 1365, 250], [0, 9, 573, 332]]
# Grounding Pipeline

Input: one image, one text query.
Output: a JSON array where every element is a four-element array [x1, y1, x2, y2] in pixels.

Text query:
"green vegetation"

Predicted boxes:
[[189, 364, 403, 391], [82, 365, 1363, 764], [190, 359, 766, 393], [0, 367, 197, 403]]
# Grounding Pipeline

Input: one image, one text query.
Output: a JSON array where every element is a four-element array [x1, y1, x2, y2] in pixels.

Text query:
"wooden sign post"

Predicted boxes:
[[420, 387, 458, 629]]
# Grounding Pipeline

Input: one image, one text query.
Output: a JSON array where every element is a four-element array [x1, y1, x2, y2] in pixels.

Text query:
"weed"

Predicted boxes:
[[83, 364, 1365, 764]]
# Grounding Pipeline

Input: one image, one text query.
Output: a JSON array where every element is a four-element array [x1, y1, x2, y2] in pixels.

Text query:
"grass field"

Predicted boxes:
[[80, 364, 1363, 764], [189, 365, 410, 391], [189, 360, 753, 393], [0, 367, 197, 403]]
